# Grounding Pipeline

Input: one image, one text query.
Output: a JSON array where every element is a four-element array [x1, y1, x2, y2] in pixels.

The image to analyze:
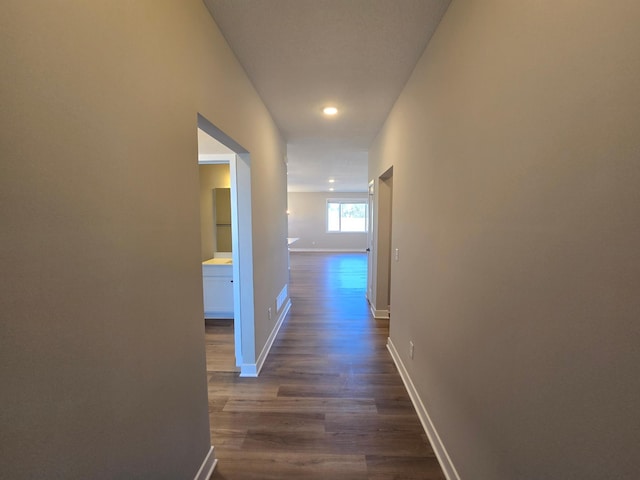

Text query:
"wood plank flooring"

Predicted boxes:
[[207, 252, 445, 480], [205, 318, 238, 373]]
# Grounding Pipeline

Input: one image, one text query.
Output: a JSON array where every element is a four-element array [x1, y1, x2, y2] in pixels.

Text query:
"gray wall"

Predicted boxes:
[[287, 192, 367, 251], [0, 1, 288, 478], [369, 1, 640, 479]]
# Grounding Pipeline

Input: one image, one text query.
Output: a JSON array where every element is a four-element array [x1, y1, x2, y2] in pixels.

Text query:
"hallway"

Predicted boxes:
[[208, 253, 445, 479]]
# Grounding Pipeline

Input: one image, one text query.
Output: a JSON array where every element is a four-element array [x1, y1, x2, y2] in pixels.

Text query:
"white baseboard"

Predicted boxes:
[[240, 298, 291, 377], [289, 248, 366, 253], [387, 338, 461, 480], [193, 446, 217, 480], [203, 312, 234, 320], [369, 303, 390, 319]]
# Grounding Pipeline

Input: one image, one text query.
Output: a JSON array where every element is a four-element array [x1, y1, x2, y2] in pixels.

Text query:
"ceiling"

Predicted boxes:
[[203, 0, 450, 192]]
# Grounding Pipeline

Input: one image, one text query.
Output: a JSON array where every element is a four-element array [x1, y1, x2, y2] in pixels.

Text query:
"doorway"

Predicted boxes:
[[367, 166, 393, 319], [197, 115, 256, 374]]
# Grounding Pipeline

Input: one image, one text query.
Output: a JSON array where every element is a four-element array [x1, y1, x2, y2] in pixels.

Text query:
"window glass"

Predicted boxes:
[[327, 200, 367, 232]]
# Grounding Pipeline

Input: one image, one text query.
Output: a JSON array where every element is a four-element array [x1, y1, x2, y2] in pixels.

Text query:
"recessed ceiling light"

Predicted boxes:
[[323, 106, 338, 116], [328, 179, 335, 183], [329, 187, 334, 192]]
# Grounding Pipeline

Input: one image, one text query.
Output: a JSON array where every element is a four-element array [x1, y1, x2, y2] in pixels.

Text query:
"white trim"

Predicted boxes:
[[276, 284, 288, 312], [289, 248, 366, 253], [240, 298, 291, 377], [193, 446, 217, 480], [239, 363, 258, 377], [231, 153, 256, 369], [203, 311, 234, 320], [369, 304, 390, 319], [198, 153, 235, 163], [387, 338, 461, 480]]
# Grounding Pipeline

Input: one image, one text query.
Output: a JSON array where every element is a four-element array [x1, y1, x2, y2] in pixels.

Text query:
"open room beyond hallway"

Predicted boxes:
[[207, 253, 445, 479]]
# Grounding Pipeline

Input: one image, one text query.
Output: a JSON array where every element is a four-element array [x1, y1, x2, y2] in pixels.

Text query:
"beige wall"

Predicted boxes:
[[199, 164, 230, 260], [287, 192, 367, 251], [370, 1, 640, 479], [0, 1, 288, 478]]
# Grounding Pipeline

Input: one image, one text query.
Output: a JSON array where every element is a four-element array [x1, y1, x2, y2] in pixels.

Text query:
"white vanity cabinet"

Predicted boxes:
[[202, 259, 234, 319]]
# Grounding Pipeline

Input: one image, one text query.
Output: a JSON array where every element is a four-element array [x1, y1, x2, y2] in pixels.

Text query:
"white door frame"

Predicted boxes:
[[369, 166, 393, 320], [366, 181, 375, 303]]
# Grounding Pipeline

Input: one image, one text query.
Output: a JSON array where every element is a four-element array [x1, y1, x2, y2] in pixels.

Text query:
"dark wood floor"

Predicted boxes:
[[205, 318, 237, 373], [208, 252, 445, 480]]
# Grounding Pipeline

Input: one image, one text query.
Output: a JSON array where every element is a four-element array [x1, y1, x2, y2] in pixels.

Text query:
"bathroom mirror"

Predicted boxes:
[[214, 187, 232, 253]]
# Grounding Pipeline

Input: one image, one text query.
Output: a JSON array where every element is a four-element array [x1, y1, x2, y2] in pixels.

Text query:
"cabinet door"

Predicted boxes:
[[203, 276, 234, 317]]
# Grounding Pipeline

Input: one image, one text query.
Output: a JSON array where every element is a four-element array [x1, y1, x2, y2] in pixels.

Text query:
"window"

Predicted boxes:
[[327, 200, 367, 232]]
